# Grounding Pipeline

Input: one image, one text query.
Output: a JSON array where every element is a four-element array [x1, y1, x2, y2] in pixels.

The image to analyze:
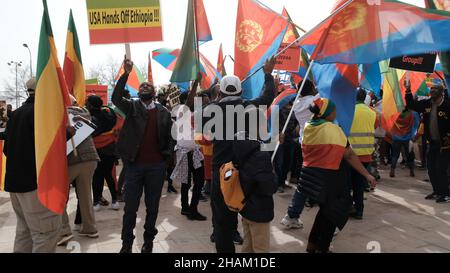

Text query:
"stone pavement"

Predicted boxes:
[[1, 165, 450, 253]]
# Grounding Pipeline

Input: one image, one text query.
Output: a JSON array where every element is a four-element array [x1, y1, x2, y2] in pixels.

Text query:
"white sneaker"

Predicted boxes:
[[280, 215, 304, 229], [111, 202, 120, 211], [73, 224, 81, 231], [93, 203, 101, 212]]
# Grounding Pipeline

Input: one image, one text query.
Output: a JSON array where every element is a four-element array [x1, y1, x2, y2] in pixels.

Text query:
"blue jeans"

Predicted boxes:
[[287, 187, 307, 219], [121, 161, 166, 246]]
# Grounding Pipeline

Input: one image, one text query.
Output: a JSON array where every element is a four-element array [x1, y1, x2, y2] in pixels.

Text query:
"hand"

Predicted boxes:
[[366, 174, 377, 188], [404, 79, 411, 92], [263, 56, 276, 75], [279, 133, 285, 144], [123, 55, 133, 74], [67, 125, 76, 138]]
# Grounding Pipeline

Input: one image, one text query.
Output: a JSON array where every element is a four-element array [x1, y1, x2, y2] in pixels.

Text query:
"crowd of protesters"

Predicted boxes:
[[1, 56, 449, 253]]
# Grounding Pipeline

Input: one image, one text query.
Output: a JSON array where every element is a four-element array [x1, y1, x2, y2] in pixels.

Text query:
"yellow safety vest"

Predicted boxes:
[[349, 103, 376, 156]]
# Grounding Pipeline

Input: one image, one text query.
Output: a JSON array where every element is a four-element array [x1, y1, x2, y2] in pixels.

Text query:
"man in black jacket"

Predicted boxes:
[[405, 81, 450, 203], [113, 58, 174, 253], [4, 78, 75, 252], [202, 57, 277, 253]]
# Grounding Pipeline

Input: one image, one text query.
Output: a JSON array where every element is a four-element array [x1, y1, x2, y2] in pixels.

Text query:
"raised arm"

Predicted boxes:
[[247, 57, 277, 107], [112, 58, 134, 115], [404, 80, 429, 113]]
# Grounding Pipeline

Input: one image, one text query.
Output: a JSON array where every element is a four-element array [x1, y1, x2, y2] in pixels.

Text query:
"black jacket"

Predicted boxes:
[[112, 73, 174, 163], [4, 96, 37, 193], [204, 74, 276, 170], [405, 92, 450, 149], [233, 137, 277, 223]]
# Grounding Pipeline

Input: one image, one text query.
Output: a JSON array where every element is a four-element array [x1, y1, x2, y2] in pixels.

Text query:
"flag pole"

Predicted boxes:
[[227, 55, 235, 63], [271, 60, 315, 163], [125, 43, 131, 59], [253, 0, 307, 33]]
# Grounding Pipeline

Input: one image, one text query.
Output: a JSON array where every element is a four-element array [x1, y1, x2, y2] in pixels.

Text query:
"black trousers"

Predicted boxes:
[[428, 141, 450, 196], [181, 152, 205, 212], [92, 152, 117, 203], [308, 207, 336, 252], [211, 166, 238, 253]]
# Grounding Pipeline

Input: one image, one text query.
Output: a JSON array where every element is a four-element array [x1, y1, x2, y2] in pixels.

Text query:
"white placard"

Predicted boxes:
[[67, 114, 95, 155]]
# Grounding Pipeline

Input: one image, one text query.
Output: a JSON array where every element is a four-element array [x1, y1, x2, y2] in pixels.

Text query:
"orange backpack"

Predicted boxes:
[[219, 161, 246, 212]]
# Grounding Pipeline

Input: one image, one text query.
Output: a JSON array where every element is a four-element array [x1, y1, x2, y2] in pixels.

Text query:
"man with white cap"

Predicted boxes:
[[3, 78, 75, 252], [203, 57, 277, 253]]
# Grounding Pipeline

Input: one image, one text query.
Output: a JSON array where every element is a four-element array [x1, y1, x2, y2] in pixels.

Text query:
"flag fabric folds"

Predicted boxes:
[[217, 43, 226, 77], [300, 0, 450, 65], [35, 0, 71, 214], [235, 0, 288, 99], [115, 64, 145, 97], [312, 63, 359, 136], [425, 0, 450, 89], [170, 0, 200, 83], [359, 63, 382, 97], [195, 0, 212, 43], [63, 9, 85, 106]]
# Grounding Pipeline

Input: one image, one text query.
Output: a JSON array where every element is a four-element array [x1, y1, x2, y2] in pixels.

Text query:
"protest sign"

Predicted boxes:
[[67, 114, 95, 155], [389, 52, 438, 73], [275, 43, 301, 72], [86, 0, 163, 44]]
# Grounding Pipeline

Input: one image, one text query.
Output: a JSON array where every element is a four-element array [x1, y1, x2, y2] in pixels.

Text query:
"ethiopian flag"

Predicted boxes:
[[35, 0, 71, 214], [63, 9, 86, 106]]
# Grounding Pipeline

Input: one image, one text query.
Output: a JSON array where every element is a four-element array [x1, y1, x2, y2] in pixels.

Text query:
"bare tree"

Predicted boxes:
[[86, 55, 121, 87], [1, 64, 31, 107]]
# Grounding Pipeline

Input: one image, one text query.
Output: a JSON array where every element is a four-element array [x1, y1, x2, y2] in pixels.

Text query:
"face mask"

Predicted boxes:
[[139, 92, 155, 101]]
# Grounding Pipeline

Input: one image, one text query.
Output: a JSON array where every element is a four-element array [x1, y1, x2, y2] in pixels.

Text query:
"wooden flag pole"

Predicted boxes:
[[125, 43, 131, 59]]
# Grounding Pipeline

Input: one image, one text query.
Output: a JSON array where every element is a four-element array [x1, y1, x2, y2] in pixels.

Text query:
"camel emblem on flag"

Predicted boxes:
[[236, 20, 263, 53]]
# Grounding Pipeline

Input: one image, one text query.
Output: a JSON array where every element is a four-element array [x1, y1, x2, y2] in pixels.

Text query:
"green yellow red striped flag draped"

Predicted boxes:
[[63, 9, 86, 106], [35, 0, 71, 214]]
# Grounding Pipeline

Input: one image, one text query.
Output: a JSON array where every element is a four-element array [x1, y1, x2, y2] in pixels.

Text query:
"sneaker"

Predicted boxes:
[[187, 211, 207, 221], [277, 186, 285, 193], [99, 197, 109, 206], [389, 169, 395, 178], [93, 203, 101, 212], [167, 185, 178, 193], [119, 245, 132, 253], [57, 234, 74, 246], [233, 231, 243, 245], [436, 195, 450, 203], [280, 215, 304, 229], [79, 231, 99, 238], [111, 202, 120, 211], [141, 242, 153, 253], [425, 193, 439, 200]]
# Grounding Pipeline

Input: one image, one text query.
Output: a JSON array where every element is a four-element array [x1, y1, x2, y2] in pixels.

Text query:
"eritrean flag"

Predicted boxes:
[[115, 63, 145, 97], [302, 121, 348, 171], [195, 0, 212, 43], [63, 10, 86, 106], [425, 0, 450, 89], [217, 43, 226, 77], [35, 0, 71, 214], [301, 0, 450, 65], [235, 0, 288, 99]]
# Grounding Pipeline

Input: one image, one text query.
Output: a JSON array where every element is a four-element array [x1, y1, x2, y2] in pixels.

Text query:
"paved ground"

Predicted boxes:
[[1, 164, 450, 253]]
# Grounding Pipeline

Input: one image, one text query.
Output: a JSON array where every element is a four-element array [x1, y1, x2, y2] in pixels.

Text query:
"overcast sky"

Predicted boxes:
[[0, 0, 425, 89]]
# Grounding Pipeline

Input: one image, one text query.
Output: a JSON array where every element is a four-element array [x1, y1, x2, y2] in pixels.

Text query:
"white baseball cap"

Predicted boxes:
[[220, 75, 242, 96]]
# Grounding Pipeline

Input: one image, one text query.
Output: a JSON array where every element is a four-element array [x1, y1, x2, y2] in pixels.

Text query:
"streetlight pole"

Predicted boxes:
[[7, 61, 22, 109], [23, 44, 33, 77]]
